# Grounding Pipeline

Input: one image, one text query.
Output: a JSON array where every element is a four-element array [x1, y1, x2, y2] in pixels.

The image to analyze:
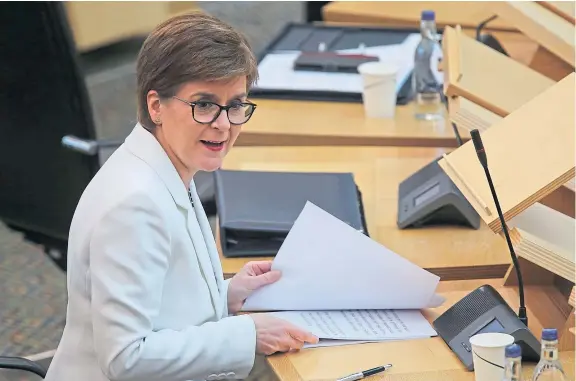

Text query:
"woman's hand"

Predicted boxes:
[[250, 313, 319, 355], [227, 261, 280, 315]]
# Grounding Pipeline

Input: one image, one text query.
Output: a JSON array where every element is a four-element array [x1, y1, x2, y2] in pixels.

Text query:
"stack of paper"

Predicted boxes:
[[242, 201, 442, 347], [253, 33, 443, 95]]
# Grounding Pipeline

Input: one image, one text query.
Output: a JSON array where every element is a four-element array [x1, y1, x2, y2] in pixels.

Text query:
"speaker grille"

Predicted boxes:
[[434, 285, 507, 342]]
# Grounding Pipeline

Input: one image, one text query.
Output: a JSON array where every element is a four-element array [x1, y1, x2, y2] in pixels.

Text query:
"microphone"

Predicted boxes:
[[470, 129, 528, 327]]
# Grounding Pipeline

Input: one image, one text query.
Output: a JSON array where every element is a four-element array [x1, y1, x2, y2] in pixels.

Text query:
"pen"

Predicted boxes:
[[336, 364, 392, 381]]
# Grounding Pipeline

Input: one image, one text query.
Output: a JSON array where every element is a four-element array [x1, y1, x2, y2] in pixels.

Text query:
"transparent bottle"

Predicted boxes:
[[503, 343, 523, 381], [532, 328, 567, 381], [412, 10, 443, 121]]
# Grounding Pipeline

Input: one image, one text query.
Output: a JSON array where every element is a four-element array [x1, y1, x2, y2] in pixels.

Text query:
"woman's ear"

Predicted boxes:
[[147, 90, 162, 125]]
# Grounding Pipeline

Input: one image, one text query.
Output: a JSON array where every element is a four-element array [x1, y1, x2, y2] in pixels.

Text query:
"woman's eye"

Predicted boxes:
[[196, 102, 212, 109]]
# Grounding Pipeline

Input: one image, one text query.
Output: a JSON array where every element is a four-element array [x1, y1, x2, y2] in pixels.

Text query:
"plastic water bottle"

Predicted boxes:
[[532, 328, 567, 381], [412, 10, 443, 120], [503, 344, 523, 381]]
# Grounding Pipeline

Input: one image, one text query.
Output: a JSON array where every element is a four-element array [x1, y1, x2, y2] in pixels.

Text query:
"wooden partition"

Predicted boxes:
[[64, 2, 198, 52], [491, 1, 575, 80], [442, 25, 554, 118], [440, 74, 575, 233]]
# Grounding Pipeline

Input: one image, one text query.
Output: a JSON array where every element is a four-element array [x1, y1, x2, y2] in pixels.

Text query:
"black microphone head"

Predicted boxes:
[[470, 129, 487, 168], [470, 129, 483, 151]]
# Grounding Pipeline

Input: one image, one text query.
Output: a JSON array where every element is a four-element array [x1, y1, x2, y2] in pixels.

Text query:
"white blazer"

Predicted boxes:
[[45, 124, 257, 381]]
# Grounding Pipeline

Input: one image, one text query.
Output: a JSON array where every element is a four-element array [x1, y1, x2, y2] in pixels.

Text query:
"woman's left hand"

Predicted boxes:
[[227, 261, 281, 315]]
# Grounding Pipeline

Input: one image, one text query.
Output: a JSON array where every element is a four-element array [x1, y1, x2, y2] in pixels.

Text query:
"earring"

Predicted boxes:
[[155, 118, 161, 124]]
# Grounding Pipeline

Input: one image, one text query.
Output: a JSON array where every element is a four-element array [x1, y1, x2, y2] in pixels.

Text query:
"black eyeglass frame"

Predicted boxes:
[[172, 96, 257, 125]]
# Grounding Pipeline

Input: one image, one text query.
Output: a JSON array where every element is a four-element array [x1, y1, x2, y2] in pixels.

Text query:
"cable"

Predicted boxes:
[[476, 15, 498, 41]]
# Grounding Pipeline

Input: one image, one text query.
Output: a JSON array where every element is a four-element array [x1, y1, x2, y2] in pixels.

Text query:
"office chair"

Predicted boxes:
[[0, 1, 102, 272], [0, 356, 47, 378], [0, 2, 219, 274]]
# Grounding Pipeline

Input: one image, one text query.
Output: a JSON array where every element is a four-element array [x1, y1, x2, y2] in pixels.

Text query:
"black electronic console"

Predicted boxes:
[[433, 129, 540, 370], [433, 284, 541, 370], [397, 157, 481, 229]]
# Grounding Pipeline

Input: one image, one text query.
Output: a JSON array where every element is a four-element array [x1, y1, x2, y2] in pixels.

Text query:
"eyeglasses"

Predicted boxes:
[[172, 96, 257, 125]]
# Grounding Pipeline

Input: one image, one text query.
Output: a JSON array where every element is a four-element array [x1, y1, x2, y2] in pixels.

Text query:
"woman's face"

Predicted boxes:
[[147, 76, 248, 181]]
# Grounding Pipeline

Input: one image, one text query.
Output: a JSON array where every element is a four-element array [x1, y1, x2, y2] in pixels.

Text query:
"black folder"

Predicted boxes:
[[213, 169, 369, 258]]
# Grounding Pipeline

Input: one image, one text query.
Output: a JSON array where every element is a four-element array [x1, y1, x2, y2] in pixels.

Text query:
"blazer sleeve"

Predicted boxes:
[[89, 193, 257, 381], [220, 278, 232, 317]]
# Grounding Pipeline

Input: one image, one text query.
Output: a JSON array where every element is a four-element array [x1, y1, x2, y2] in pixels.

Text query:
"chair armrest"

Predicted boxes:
[[0, 356, 47, 378], [61, 135, 123, 156]]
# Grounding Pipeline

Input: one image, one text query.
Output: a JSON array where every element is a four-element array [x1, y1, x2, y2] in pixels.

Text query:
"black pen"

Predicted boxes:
[[336, 364, 392, 381]]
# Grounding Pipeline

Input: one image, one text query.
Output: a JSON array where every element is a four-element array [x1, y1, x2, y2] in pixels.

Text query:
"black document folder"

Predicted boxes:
[[213, 169, 369, 258]]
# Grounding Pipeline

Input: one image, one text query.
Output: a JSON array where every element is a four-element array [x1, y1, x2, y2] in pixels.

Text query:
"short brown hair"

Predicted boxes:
[[136, 12, 258, 129]]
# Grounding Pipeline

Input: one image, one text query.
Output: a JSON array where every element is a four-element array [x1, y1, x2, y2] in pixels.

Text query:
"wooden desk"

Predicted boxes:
[[218, 146, 510, 280], [266, 278, 576, 381], [323, 1, 516, 31], [322, 2, 541, 67], [237, 101, 465, 148]]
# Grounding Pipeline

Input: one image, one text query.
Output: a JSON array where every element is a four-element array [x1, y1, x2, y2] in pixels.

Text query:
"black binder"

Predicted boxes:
[[213, 169, 369, 258]]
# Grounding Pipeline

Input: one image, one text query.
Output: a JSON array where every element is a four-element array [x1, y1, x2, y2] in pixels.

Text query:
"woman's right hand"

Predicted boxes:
[[250, 314, 319, 355]]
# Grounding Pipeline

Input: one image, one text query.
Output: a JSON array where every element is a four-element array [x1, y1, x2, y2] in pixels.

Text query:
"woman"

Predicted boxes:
[[45, 12, 318, 381]]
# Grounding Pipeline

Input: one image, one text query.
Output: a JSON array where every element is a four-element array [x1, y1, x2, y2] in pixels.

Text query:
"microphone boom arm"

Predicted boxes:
[[470, 129, 528, 327]]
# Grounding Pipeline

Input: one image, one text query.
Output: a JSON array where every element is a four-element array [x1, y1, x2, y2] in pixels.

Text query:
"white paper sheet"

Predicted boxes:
[[242, 202, 441, 311], [253, 33, 443, 95], [270, 309, 437, 341], [303, 339, 377, 349]]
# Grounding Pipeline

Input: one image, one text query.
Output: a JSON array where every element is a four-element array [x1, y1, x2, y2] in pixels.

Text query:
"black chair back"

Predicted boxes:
[[0, 2, 100, 270]]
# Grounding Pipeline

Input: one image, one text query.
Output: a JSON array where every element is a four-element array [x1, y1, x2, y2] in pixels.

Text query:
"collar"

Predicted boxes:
[[123, 123, 191, 210]]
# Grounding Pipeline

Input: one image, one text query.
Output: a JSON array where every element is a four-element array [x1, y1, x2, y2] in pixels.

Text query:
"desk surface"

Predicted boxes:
[[322, 1, 516, 31], [322, 2, 540, 67], [218, 146, 510, 280], [237, 101, 465, 148], [266, 278, 576, 381]]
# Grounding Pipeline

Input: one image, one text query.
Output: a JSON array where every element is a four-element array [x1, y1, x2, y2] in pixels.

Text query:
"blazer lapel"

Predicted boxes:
[[123, 124, 222, 316], [188, 181, 225, 318]]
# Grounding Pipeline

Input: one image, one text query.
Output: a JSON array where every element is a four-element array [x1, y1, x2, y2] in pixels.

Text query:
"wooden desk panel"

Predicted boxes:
[[237, 101, 465, 148], [322, 1, 516, 31], [218, 146, 509, 280], [267, 278, 576, 381], [322, 2, 541, 68]]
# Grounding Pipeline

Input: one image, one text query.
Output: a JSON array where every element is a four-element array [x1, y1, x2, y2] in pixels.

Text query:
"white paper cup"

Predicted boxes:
[[358, 62, 398, 119], [469, 332, 515, 381]]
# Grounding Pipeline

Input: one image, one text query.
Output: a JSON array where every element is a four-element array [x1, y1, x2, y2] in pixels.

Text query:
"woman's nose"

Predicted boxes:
[[211, 110, 231, 130]]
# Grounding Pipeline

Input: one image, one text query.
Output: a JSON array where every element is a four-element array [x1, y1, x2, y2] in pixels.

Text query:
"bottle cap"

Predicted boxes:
[[421, 10, 435, 21], [542, 328, 558, 341], [505, 343, 522, 358]]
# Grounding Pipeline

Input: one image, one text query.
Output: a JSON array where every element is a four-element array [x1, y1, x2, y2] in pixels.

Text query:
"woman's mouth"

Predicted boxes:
[[201, 140, 225, 151]]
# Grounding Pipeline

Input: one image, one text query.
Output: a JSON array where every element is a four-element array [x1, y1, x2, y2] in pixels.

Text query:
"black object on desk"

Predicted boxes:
[[213, 170, 369, 258], [294, 51, 379, 73], [396, 157, 480, 229], [433, 284, 541, 371]]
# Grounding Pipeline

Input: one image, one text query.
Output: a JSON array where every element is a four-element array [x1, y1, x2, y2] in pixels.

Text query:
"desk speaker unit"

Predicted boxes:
[[433, 284, 541, 370], [397, 157, 480, 229], [214, 170, 369, 258]]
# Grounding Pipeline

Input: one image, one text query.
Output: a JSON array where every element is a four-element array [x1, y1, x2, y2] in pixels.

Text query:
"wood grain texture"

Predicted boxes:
[[508, 203, 575, 282], [492, 1, 576, 66], [321, 2, 543, 68], [438, 73, 575, 234], [237, 101, 463, 148], [266, 279, 576, 380], [217, 146, 510, 280], [322, 1, 516, 31], [448, 96, 502, 133], [538, 1, 576, 24], [442, 25, 555, 117]]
